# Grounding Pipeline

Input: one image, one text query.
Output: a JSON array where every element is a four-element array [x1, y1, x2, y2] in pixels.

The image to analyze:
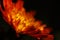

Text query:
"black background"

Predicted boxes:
[[0, 0, 59, 40]]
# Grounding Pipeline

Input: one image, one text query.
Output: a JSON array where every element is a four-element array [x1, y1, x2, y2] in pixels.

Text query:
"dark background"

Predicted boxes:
[[0, 0, 59, 40]]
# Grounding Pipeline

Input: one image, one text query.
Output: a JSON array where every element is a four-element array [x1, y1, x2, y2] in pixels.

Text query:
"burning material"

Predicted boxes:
[[0, 0, 54, 40]]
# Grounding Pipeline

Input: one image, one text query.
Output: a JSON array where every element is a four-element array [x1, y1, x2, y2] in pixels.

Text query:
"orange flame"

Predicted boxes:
[[0, 0, 54, 40]]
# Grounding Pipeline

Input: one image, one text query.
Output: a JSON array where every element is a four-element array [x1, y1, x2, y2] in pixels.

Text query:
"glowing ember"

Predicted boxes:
[[0, 0, 54, 40]]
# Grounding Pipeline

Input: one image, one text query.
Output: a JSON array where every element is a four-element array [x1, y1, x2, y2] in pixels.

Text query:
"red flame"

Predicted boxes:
[[0, 0, 54, 40]]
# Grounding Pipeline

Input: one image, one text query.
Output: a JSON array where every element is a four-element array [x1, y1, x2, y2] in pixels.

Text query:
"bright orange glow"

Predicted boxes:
[[0, 0, 54, 40]]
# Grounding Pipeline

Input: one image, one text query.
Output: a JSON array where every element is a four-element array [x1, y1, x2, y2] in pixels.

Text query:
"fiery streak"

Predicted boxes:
[[0, 0, 54, 40]]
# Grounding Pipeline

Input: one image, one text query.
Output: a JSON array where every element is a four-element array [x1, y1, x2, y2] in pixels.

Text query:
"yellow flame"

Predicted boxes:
[[0, 0, 54, 40]]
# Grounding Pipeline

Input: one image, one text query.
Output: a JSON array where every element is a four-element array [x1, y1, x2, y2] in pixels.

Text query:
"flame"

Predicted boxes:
[[0, 0, 54, 40]]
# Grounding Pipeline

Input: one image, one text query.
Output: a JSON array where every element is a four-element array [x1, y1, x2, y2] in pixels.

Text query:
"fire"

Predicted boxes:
[[0, 0, 54, 40]]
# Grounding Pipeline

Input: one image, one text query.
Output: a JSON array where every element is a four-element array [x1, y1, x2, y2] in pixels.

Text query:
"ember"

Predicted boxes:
[[0, 0, 54, 40]]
